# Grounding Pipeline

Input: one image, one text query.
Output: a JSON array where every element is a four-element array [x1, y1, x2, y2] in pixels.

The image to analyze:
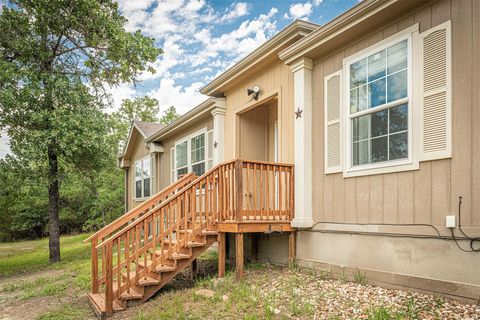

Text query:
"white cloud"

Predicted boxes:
[[147, 78, 208, 115], [112, 1, 281, 116], [287, 2, 313, 20], [220, 2, 250, 23], [106, 83, 136, 113]]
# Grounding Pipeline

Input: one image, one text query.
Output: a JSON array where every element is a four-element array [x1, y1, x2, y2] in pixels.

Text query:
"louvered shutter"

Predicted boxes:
[[324, 70, 342, 173], [419, 21, 452, 161]]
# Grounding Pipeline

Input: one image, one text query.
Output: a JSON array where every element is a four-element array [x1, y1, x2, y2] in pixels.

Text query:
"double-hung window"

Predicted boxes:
[[172, 129, 210, 182], [347, 36, 411, 172], [135, 157, 151, 199]]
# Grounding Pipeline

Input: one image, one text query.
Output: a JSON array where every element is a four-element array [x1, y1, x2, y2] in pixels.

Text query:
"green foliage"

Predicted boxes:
[[160, 106, 181, 125], [368, 306, 395, 320], [353, 268, 368, 285], [111, 96, 160, 152], [0, 0, 160, 244]]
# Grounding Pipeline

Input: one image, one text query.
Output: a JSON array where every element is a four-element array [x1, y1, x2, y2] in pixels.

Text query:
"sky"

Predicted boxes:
[[0, 0, 359, 158]]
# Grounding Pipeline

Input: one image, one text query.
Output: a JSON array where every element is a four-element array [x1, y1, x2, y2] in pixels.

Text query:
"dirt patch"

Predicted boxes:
[[0, 269, 67, 320]]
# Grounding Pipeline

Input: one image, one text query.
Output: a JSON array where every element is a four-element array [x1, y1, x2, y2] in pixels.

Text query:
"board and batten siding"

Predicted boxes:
[[224, 60, 295, 164], [126, 131, 151, 211], [312, 0, 480, 228]]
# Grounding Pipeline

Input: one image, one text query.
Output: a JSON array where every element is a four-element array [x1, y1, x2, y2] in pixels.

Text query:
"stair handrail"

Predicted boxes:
[[84, 172, 196, 244], [88, 158, 295, 317], [97, 159, 237, 249]]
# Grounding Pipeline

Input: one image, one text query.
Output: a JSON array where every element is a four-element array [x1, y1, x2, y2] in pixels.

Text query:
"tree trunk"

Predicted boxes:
[[48, 144, 61, 263]]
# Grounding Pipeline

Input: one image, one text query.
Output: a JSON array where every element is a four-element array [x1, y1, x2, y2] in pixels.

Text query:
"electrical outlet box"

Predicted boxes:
[[446, 215, 456, 228]]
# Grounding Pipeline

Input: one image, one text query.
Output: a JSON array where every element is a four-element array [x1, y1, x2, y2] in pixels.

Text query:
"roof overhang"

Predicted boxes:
[[119, 121, 150, 160], [279, 0, 430, 64], [145, 98, 218, 143], [200, 20, 319, 97]]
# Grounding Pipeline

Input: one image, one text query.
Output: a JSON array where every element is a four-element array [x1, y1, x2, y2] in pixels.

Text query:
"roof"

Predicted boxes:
[[200, 20, 319, 97], [279, 0, 428, 64], [146, 98, 218, 143], [134, 120, 164, 138]]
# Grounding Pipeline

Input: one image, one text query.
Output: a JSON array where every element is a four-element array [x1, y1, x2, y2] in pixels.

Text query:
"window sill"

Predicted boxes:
[[133, 197, 149, 202], [342, 160, 419, 178]]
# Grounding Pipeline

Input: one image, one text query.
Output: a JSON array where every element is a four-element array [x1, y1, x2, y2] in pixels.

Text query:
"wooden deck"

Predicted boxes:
[[85, 159, 295, 318]]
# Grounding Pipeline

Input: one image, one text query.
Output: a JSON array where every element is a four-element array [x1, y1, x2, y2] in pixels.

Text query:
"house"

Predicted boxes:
[[86, 0, 480, 317], [118, 99, 224, 212]]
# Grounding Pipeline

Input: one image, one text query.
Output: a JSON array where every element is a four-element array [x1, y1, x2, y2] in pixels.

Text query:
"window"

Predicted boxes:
[[347, 36, 411, 171], [135, 157, 151, 199], [171, 129, 212, 182]]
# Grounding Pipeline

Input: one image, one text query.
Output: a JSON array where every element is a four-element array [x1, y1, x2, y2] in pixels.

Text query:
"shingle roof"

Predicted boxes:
[[134, 120, 164, 138]]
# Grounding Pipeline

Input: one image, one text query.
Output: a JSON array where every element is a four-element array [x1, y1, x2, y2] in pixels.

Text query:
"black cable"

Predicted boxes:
[[310, 221, 443, 238], [456, 196, 480, 252], [450, 228, 476, 253]]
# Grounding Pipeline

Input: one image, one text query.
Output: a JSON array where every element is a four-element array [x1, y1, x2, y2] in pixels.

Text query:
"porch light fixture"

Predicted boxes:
[[247, 85, 260, 100]]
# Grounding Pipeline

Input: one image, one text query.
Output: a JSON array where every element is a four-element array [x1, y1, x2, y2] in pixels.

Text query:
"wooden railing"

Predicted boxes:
[[86, 159, 293, 315]]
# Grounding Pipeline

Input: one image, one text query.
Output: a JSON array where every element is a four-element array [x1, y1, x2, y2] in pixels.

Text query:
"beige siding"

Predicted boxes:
[[126, 131, 150, 211], [312, 0, 480, 228], [224, 61, 294, 164]]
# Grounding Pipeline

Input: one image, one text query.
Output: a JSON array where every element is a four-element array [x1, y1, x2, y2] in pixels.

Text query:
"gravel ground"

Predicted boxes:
[[256, 266, 480, 319]]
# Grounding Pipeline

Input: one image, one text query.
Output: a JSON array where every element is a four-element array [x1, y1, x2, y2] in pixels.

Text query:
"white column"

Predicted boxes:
[[290, 57, 314, 228], [211, 98, 226, 165]]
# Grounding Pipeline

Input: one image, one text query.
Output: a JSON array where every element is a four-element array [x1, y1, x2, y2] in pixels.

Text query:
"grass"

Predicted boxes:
[[352, 268, 368, 286], [0, 234, 475, 320], [0, 234, 92, 320]]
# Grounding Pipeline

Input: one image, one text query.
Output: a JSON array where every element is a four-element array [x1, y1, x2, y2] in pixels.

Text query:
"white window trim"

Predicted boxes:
[[342, 24, 420, 178], [172, 127, 208, 182], [170, 146, 176, 184], [133, 155, 153, 201], [206, 129, 213, 170]]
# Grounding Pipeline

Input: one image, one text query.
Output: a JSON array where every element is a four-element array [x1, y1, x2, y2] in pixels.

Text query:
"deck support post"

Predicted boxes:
[[288, 231, 296, 268], [218, 232, 226, 278], [191, 259, 198, 280], [250, 234, 259, 262], [235, 233, 244, 280]]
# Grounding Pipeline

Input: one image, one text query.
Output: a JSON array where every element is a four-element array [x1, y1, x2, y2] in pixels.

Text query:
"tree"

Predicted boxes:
[[111, 96, 160, 150], [0, 0, 160, 262], [160, 106, 181, 125]]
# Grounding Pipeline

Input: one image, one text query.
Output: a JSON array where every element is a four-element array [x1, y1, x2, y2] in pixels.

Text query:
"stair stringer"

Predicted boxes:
[[138, 234, 217, 303]]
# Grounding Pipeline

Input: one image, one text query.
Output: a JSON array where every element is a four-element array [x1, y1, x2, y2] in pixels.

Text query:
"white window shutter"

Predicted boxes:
[[419, 21, 452, 161], [324, 70, 342, 173]]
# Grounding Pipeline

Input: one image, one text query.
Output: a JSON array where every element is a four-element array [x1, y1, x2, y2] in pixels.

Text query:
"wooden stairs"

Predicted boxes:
[[85, 159, 295, 318], [87, 229, 218, 319]]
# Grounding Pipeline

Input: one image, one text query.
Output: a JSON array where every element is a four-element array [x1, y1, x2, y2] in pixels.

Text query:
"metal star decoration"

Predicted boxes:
[[295, 107, 303, 119], [213, 141, 218, 149]]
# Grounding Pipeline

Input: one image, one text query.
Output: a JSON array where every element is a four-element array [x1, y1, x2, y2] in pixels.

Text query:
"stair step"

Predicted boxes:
[[155, 249, 169, 257], [202, 230, 218, 235], [163, 239, 177, 245], [187, 241, 206, 247], [155, 264, 176, 273], [120, 288, 143, 300], [138, 276, 160, 286], [172, 252, 191, 260], [137, 260, 153, 269], [88, 293, 125, 313]]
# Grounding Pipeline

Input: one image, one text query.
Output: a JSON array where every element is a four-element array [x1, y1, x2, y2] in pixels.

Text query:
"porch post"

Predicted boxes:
[[211, 98, 226, 165], [290, 57, 314, 228]]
